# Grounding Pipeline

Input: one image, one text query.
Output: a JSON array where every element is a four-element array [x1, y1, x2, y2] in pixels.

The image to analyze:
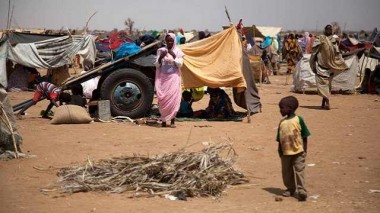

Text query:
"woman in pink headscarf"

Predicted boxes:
[[155, 33, 185, 127]]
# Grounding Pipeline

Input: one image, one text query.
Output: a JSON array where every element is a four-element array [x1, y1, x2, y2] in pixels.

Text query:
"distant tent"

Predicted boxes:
[[247, 25, 282, 38], [223, 25, 281, 47]]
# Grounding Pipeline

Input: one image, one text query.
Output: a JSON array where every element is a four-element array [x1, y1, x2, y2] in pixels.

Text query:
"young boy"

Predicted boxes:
[[17, 81, 71, 119], [69, 84, 87, 108], [276, 96, 311, 201]]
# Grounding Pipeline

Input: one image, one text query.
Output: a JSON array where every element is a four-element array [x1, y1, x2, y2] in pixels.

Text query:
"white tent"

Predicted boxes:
[[243, 25, 282, 38], [292, 54, 359, 93], [255, 26, 282, 38]]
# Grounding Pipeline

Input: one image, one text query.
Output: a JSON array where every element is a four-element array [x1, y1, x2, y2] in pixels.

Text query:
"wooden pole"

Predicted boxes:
[[224, 6, 232, 25], [84, 11, 98, 33]]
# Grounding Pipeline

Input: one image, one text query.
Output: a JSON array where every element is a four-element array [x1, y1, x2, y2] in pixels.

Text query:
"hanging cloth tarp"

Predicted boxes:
[[179, 27, 246, 88], [7, 35, 96, 69]]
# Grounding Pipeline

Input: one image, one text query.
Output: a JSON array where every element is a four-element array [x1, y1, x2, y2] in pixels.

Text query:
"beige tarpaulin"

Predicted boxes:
[[179, 27, 246, 88]]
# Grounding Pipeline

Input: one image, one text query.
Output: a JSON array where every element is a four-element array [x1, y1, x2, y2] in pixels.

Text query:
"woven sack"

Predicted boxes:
[[51, 105, 92, 124]]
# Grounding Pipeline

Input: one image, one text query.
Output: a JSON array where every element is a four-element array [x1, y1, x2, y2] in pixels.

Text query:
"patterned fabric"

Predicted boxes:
[[33, 82, 61, 102], [276, 115, 310, 155], [284, 36, 301, 72]]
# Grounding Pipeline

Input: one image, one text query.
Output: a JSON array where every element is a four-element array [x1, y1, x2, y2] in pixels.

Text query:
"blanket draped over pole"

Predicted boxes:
[[179, 27, 261, 113]]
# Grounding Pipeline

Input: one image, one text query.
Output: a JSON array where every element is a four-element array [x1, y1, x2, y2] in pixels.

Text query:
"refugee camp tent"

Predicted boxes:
[[244, 25, 282, 38], [0, 86, 23, 156], [0, 32, 96, 88], [359, 54, 379, 75], [179, 27, 261, 113], [292, 54, 359, 93], [223, 25, 281, 45]]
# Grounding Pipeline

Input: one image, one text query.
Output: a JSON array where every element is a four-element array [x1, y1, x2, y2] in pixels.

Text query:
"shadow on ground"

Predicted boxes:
[[262, 187, 283, 196], [300, 105, 327, 110]]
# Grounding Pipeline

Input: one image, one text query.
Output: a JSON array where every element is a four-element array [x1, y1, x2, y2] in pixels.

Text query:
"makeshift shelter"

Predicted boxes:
[[223, 25, 281, 45], [292, 54, 359, 93], [244, 25, 282, 38], [0, 32, 96, 88], [0, 86, 23, 156], [179, 27, 261, 113]]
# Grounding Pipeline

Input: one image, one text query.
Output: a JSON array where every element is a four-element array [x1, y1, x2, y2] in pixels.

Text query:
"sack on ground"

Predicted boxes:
[[51, 105, 92, 124]]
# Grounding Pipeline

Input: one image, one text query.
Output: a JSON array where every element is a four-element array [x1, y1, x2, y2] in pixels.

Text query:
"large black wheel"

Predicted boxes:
[[100, 68, 154, 118]]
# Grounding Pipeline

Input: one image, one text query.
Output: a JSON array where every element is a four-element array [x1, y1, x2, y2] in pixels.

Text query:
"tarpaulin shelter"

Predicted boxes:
[[0, 32, 96, 88], [179, 27, 261, 113], [244, 25, 282, 38], [0, 84, 23, 155], [292, 54, 359, 93], [223, 25, 281, 46]]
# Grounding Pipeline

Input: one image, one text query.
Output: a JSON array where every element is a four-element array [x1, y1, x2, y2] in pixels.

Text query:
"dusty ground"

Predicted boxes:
[[1, 74, 379, 213]]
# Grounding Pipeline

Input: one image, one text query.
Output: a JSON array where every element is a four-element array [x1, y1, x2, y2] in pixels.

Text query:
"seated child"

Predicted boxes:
[[200, 87, 236, 118], [69, 84, 87, 107], [177, 90, 193, 117]]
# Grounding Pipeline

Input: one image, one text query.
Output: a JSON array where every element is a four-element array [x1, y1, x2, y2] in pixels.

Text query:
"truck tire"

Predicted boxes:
[[100, 68, 154, 118]]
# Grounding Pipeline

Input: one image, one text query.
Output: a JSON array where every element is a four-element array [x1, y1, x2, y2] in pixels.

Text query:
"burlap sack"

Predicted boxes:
[[51, 105, 92, 124]]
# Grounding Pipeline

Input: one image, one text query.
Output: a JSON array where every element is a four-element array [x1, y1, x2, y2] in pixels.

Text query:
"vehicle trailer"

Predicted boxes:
[[61, 40, 162, 118]]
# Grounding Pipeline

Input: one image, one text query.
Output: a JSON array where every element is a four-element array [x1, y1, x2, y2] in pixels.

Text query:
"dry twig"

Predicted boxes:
[[55, 144, 248, 197]]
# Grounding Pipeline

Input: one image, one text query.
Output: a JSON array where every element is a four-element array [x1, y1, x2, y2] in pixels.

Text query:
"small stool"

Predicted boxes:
[[88, 100, 111, 121]]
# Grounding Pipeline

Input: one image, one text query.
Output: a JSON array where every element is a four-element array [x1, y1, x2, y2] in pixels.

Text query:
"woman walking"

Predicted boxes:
[[155, 33, 185, 127]]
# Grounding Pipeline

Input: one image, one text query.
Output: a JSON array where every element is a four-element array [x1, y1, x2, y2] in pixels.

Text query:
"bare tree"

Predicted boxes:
[[124, 18, 135, 35]]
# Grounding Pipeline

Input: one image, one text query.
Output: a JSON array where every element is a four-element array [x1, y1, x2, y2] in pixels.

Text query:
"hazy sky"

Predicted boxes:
[[1, 0, 379, 32]]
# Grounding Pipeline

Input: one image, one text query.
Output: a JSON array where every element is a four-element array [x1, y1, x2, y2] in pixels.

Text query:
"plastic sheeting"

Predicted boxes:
[[0, 34, 96, 88], [179, 27, 246, 88], [0, 41, 7, 87], [292, 54, 359, 92], [7, 35, 95, 69], [0, 86, 23, 151]]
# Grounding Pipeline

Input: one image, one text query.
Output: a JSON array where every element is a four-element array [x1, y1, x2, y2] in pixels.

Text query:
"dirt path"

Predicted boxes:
[[1, 75, 379, 213]]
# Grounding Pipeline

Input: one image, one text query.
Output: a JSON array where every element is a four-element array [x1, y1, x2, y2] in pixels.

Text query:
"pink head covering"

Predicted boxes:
[[167, 33, 184, 56], [158, 33, 184, 62]]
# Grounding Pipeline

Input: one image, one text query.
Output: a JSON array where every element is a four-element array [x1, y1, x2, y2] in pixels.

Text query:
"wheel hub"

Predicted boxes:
[[113, 82, 142, 109]]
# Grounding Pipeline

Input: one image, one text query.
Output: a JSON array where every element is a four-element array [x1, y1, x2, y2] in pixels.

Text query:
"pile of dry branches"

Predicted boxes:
[[57, 144, 248, 197]]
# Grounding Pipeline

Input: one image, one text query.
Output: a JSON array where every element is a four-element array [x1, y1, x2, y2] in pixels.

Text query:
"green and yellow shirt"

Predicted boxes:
[[276, 115, 310, 155]]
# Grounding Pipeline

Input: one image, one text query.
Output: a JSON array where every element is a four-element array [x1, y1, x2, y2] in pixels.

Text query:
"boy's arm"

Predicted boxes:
[[42, 102, 55, 118], [299, 116, 310, 153], [303, 137, 308, 153]]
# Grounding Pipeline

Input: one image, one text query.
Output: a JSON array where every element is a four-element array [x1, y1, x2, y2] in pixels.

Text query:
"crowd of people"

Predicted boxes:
[[3, 21, 379, 205]]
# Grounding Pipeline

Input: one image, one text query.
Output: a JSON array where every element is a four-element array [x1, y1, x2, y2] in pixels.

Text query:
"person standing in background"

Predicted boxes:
[[155, 33, 185, 127], [284, 33, 302, 74], [309, 24, 348, 110]]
